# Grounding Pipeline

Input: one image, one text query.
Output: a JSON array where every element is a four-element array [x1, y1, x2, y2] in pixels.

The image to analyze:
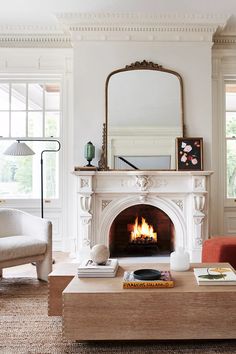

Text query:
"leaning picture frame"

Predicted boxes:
[[176, 137, 203, 171]]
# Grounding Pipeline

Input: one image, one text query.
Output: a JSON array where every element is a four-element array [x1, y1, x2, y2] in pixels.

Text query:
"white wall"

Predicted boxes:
[[74, 41, 213, 169], [0, 10, 233, 248]]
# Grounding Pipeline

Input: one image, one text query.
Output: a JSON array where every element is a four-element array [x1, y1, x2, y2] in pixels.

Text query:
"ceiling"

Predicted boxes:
[[0, 0, 236, 26]]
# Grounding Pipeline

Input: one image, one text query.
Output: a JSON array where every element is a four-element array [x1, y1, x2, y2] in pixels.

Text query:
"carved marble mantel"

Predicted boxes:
[[73, 170, 213, 262]]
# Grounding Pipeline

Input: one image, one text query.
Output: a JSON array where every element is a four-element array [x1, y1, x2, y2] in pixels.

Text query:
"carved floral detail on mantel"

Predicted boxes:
[[102, 200, 112, 211], [139, 194, 148, 202], [135, 175, 152, 192], [80, 178, 89, 188], [194, 195, 205, 212], [193, 215, 205, 246], [81, 216, 92, 225], [193, 177, 205, 191], [172, 199, 184, 211], [154, 178, 168, 188], [80, 196, 92, 213]]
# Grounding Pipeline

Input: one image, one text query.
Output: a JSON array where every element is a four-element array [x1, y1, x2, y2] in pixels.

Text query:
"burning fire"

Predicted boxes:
[[130, 216, 157, 244]]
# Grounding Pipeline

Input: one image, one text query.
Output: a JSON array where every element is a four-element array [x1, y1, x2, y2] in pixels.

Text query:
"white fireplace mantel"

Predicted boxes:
[[73, 170, 213, 262]]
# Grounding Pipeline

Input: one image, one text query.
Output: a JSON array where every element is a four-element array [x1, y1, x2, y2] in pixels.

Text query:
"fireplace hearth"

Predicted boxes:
[[73, 170, 213, 262]]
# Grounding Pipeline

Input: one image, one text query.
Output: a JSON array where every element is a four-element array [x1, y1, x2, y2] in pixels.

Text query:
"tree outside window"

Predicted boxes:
[[0, 82, 61, 199]]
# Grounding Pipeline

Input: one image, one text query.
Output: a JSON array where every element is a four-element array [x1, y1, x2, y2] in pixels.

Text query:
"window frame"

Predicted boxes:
[[224, 78, 236, 207], [0, 75, 63, 209]]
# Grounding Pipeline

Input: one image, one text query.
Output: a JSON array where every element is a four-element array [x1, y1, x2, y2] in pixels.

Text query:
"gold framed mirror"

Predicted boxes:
[[98, 60, 184, 171]]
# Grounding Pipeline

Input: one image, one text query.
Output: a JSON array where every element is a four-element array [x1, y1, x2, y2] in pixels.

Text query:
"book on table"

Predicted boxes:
[[193, 267, 236, 285], [78, 258, 119, 278], [123, 270, 174, 289]]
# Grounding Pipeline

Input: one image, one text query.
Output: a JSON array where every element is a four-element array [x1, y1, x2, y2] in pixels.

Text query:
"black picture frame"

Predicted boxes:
[[176, 137, 203, 171]]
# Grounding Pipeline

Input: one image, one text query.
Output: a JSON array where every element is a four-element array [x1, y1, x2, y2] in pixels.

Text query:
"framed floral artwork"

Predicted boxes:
[[176, 137, 203, 171]]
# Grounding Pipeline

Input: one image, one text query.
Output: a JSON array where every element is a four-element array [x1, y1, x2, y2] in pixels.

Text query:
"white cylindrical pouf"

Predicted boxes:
[[170, 247, 190, 271]]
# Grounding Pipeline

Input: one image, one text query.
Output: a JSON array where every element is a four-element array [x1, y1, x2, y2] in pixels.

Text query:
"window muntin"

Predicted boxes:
[[0, 81, 61, 200]]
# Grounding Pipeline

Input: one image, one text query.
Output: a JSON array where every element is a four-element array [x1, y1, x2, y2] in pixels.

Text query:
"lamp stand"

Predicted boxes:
[[16, 138, 61, 219]]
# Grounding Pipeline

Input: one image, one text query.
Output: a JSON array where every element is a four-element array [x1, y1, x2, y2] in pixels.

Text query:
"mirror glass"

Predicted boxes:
[[102, 61, 184, 170]]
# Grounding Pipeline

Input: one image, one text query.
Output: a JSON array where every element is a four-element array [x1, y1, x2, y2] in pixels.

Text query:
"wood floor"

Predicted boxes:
[[3, 252, 71, 278]]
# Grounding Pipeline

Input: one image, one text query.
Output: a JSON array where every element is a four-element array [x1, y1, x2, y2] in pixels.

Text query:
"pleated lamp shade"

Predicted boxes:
[[4, 142, 35, 156]]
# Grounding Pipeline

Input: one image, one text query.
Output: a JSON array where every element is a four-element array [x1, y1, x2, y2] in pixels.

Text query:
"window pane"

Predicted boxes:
[[0, 84, 9, 110], [45, 112, 60, 137], [45, 84, 60, 110], [44, 149, 59, 199], [0, 140, 59, 199], [11, 112, 26, 136], [226, 84, 236, 111], [0, 112, 9, 137], [31, 141, 59, 199], [11, 84, 26, 110], [28, 84, 43, 110], [28, 112, 43, 137], [0, 79, 61, 201], [0, 140, 33, 198], [226, 112, 236, 137], [226, 140, 236, 198]]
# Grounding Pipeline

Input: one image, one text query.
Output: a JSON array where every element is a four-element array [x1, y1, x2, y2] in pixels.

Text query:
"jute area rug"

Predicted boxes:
[[0, 277, 236, 354]]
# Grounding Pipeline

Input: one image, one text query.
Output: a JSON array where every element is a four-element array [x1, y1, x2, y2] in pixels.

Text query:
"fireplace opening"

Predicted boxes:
[[109, 204, 175, 257]]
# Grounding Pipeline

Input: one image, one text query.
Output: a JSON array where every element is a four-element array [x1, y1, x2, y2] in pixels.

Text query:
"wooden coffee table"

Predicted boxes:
[[62, 262, 236, 341]]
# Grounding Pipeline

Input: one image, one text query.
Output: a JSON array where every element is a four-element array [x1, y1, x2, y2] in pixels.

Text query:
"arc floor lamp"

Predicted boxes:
[[4, 138, 61, 219]]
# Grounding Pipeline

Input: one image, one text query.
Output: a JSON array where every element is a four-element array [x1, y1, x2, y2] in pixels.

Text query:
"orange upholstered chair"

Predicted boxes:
[[202, 237, 236, 270]]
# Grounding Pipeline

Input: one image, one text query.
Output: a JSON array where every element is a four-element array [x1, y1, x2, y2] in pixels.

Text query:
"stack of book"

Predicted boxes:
[[123, 270, 174, 289], [78, 258, 119, 278], [193, 267, 236, 286]]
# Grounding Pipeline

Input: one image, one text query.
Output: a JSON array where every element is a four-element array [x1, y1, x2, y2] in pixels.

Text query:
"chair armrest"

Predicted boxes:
[[20, 212, 52, 244]]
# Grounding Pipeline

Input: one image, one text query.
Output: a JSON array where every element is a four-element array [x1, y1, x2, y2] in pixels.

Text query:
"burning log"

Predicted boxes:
[[129, 216, 157, 244]]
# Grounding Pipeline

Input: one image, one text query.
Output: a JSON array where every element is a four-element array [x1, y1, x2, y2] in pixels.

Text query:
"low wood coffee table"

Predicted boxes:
[[62, 262, 236, 341]]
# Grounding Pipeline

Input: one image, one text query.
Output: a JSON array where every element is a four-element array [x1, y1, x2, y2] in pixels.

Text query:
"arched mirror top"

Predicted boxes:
[[99, 60, 184, 171]]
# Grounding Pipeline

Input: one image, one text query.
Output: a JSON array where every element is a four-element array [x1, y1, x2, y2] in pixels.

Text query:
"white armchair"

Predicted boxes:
[[0, 208, 52, 281]]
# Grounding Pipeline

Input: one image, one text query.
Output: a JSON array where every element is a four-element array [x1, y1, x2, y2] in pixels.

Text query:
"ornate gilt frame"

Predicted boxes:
[[98, 60, 184, 171]]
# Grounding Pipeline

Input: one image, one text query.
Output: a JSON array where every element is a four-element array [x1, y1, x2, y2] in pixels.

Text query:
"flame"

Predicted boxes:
[[130, 216, 157, 243]]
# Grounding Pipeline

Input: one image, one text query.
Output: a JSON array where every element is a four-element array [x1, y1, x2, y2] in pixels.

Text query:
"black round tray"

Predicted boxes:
[[133, 269, 161, 281]]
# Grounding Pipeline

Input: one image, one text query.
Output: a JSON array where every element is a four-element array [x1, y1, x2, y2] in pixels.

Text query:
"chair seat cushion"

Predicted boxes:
[[0, 235, 47, 262]]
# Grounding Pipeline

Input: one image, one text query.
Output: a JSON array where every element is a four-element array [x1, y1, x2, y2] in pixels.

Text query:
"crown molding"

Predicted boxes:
[[0, 35, 72, 48], [0, 25, 71, 48], [56, 12, 229, 25], [214, 36, 236, 44], [0, 12, 230, 47], [56, 12, 228, 31], [213, 35, 236, 49], [56, 12, 229, 42], [213, 16, 236, 48]]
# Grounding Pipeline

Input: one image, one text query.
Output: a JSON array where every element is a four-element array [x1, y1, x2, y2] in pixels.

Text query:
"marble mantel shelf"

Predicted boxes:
[[73, 170, 213, 176]]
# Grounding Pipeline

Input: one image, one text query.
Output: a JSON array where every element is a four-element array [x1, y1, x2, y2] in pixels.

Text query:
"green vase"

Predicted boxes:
[[84, 142, 95, 166]]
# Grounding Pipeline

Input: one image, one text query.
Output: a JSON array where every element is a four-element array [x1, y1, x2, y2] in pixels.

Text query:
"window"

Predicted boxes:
[[225, 82, 236, 200], [0, 81, 61, 200]]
